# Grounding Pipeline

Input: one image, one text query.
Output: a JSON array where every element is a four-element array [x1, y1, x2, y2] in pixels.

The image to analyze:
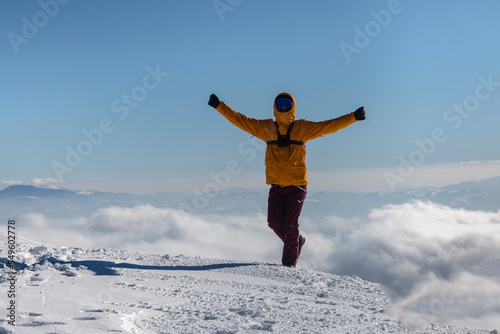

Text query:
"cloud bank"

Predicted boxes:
[[15, 200, 500, 329], [19, 205, 280, 263], [305, 201, 500, 329]]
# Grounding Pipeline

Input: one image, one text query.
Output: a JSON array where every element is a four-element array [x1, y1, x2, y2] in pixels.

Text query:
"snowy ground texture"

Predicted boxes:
[[1, 241, 497, 334]]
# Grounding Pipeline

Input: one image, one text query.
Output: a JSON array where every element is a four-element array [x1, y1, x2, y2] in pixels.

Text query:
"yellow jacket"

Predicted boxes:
[[216, 92, 357, 187]]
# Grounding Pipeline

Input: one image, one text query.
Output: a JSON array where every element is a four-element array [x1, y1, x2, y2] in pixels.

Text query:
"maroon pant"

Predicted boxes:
[[267, 184, 307, 266]]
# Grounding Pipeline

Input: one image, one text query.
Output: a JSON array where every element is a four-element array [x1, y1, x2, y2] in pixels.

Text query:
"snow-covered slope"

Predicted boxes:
[[0, 239, 496, 334]]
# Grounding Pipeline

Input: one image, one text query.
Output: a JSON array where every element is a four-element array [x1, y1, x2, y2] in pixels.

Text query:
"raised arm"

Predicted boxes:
[[208, 93, 271, 141], [296, 107, 366, 142]]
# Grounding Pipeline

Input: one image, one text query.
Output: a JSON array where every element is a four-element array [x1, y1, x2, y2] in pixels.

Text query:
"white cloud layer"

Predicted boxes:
[[16, 201, 500, 330], [19, 205, 280, 263]]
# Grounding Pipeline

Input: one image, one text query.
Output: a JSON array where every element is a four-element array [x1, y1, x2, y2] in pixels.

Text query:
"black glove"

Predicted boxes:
[[208, 94, 220, 109], [354, 106, 366, 121]]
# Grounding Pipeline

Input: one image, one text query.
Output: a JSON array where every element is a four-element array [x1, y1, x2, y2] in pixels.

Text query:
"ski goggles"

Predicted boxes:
[[275, 98, 293, 112]]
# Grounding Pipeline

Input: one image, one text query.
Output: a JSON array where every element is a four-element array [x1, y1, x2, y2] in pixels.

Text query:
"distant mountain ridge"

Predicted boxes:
[[0, 184, 77, 199], [441, 175, 500, 193], [1, 176, 499, 219]]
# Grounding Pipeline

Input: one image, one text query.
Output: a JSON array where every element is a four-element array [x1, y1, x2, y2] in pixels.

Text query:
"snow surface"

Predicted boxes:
[[0, 238, 496, 334]]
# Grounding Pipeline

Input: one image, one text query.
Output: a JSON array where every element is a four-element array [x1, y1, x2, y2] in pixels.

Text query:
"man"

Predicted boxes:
[[208, 92, 365, 267]]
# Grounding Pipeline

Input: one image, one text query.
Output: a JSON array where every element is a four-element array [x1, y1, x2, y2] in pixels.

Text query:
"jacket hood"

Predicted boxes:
[[274, 92, 296, 134]]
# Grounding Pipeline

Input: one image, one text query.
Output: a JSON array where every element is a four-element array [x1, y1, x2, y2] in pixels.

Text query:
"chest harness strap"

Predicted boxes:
[[266, 121, 305, 147]]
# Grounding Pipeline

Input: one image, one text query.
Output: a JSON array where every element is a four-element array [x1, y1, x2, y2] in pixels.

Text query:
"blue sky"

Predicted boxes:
[[1, 0, 500, 194]]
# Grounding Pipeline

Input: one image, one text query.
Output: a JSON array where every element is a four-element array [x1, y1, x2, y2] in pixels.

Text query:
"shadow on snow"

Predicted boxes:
[[45, 258, 260, 276], [1, 256, 264, 276]]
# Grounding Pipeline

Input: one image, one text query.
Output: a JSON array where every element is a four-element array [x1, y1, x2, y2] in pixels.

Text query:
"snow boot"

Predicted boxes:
[[283, 235, 305, 268]]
